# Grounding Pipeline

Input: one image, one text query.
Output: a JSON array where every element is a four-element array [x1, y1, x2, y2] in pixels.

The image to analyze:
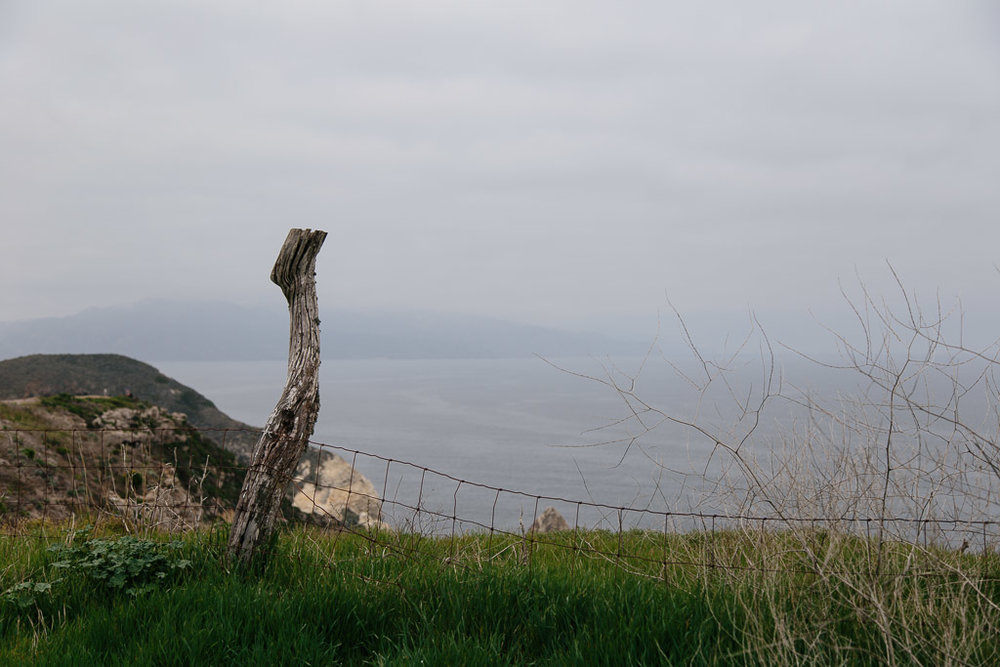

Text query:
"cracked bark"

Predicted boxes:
[[228, 228, 327, 566]]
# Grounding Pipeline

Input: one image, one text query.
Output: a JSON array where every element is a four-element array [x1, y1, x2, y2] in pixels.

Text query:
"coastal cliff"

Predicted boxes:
[[0, 354, 384, 530]]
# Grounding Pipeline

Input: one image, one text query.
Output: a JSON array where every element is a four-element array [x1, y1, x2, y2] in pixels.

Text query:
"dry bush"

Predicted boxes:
[[575, 266, 1000, 665]]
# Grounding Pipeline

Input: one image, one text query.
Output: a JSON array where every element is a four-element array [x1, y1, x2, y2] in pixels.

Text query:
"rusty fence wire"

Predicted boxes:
[[3, 427, 999, 581]]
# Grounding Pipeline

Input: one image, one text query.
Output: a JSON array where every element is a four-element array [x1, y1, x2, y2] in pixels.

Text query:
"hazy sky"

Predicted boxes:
[[3, 1, 999, 340]]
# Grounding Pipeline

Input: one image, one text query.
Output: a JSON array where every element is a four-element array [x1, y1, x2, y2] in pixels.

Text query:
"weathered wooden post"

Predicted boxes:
[[228, 228, 327, 565]]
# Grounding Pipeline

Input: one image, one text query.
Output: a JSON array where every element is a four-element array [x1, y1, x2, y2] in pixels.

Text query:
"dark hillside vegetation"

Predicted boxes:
[[0, 354, 257, 459]]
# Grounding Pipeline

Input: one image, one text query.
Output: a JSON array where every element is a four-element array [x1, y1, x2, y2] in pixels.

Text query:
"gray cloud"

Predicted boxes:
[[2, 0, 998, 343]]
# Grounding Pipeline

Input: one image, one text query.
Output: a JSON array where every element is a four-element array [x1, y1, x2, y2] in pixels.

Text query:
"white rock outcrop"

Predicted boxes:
[[530, 506, 570, 534], [291, 449, 386, 530]]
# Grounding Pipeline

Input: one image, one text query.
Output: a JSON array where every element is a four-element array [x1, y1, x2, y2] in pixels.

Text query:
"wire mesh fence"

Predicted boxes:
[[0, 426, 249, 532], [3, 426, 998, 581]]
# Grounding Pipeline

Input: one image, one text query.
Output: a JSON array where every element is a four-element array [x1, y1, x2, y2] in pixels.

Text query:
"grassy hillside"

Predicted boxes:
[[0, 354, 258, 459], [2, 524, 998, 665]]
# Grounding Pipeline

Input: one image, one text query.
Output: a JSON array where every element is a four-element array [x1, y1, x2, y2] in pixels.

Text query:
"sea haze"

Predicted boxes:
[[0, 300, 648, 361]]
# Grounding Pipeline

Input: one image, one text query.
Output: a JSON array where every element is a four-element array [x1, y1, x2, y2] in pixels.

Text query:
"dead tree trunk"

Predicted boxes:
[[228, 228, 327, 566]]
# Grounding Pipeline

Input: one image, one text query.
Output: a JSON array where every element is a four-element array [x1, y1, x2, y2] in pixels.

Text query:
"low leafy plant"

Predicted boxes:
[[1, 581, 58, 610], [46, 530, 192, 598]]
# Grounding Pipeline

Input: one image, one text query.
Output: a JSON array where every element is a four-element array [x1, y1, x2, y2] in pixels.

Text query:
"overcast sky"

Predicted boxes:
[[2, 1, 999, 342]]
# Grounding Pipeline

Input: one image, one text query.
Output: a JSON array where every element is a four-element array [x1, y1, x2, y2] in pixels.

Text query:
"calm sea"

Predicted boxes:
[[152, 356, 838, 531]]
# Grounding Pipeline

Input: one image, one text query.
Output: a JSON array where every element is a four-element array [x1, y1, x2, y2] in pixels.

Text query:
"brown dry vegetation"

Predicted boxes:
[[0, 396, 243, 531]]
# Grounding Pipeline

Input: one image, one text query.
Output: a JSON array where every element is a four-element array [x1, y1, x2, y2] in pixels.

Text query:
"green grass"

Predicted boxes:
[[0, 403, 49, 431], [2, 524, 999, 665], [39, 394, 145, 428]]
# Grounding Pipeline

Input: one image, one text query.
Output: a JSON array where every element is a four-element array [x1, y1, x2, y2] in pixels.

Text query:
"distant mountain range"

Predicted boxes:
[[0, 300, 648, 362]]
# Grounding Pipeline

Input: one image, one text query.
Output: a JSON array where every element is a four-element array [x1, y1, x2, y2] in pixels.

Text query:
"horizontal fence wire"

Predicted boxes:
[[3, 427, 999, 582], [1, 426, 253, 533]]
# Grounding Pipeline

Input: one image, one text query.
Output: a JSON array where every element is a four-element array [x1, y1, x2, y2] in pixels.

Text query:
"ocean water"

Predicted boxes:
[[150, 355, 892, 532]]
